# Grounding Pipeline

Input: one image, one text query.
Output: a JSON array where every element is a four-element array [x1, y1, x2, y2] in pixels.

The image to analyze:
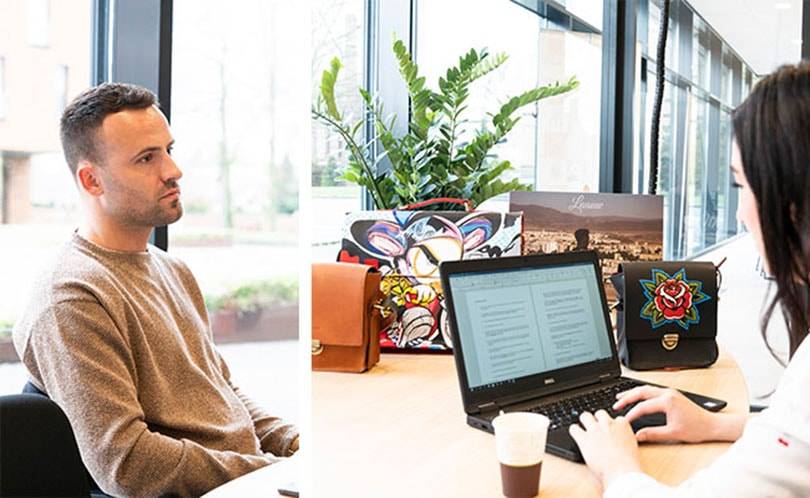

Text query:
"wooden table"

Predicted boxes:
[[312, 349, 748, 497]]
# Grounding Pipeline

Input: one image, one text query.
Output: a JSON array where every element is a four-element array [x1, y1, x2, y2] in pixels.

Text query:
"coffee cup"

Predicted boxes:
[[492, 412, 549, 498]]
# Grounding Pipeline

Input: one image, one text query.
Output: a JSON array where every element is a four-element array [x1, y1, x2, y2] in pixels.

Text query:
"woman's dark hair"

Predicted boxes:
[[732, 62, 810, 362], [60, 82, 157, 175]]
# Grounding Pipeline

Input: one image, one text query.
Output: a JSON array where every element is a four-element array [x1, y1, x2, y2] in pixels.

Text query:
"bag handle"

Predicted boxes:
[[715, 256, 727, 293], [397, 197, 473, 212]]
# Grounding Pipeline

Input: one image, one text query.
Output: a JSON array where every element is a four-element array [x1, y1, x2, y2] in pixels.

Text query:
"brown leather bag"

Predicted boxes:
[[312, 262, 382, 372]]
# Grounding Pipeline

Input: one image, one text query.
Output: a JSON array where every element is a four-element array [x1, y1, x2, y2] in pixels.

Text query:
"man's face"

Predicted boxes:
[[93, 105, 183, 228]]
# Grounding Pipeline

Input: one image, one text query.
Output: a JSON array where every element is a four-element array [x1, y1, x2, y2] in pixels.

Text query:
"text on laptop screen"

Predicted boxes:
[[449, 262, 612, 390]]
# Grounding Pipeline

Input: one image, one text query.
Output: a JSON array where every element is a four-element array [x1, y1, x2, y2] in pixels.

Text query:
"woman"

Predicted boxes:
[[569, 62, 810, 497]]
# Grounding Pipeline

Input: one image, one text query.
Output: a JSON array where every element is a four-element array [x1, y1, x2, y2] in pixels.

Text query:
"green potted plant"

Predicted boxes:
[[313, 38, 579, 210]]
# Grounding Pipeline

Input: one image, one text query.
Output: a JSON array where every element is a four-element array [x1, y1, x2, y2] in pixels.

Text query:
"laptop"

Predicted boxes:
[[439, 250, 727, 462]]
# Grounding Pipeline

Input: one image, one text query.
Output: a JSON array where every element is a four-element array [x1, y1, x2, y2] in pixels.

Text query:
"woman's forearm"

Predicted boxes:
[[706, 412, 748, 442]]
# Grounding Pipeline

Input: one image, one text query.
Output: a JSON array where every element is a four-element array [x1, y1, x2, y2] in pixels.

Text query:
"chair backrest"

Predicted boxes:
[[0, 393, 91, 497], [23, 380, 47, 396]]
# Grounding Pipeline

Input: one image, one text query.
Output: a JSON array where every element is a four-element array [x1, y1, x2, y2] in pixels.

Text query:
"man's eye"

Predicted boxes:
[[731, 182, 742, 189], [167, 146, 174, 155], [139, 153, 153, 163]]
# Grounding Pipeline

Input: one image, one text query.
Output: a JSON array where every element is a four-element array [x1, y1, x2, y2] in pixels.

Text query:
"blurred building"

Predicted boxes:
[[0, 0, 91, 224]]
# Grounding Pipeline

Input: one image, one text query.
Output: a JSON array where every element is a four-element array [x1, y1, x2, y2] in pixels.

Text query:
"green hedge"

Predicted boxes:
[[205, 278, 298, 313]]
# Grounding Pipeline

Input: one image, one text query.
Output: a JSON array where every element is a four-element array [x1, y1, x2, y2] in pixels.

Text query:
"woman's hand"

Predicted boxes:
[[614, 386, 726, 443], [569, 410, 642, 487]]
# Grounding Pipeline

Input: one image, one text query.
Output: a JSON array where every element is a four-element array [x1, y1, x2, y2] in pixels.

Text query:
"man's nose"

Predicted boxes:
[[163, 154, 183, 182]]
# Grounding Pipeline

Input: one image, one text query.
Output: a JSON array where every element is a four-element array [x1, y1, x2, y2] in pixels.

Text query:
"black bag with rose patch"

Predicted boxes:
[[609, 261, 720, 370]]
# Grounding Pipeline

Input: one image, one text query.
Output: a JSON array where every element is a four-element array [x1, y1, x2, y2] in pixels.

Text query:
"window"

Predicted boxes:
[[683, 91, 710, 256], [0, 58, 6, 120], [715, 109, 734, 240], [562, 0, 603, 31], [640, 74, 679, 251], [311, 0, 604, 246], [311, 0, 365, 259], [692, 17, 711, 88], [637, 0, 754, 258], [26, 0, 50, 47], [171, 0, 302, 345], [0, 0, 91, 367], [720, 47, 734, 106], [55, 64, 68, 115], [648, 0, 678, 69], [417, 0, 540, 188], [742, 66, 752, 97], [417, 0, 602, 192]]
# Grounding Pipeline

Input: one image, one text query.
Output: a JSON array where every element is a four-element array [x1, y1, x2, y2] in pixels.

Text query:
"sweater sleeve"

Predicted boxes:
[[23, 298, 277, 498], [217, 352, 299, 456]]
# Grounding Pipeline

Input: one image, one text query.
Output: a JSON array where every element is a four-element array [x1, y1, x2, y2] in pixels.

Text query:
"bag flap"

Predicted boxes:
[[312, 262, 380, 347], [619, 261, 717, 340]]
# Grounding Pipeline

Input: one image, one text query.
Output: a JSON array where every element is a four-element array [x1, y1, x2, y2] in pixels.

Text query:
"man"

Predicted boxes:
[[574, 228, 590, 251], [12, 83, 298, 498]]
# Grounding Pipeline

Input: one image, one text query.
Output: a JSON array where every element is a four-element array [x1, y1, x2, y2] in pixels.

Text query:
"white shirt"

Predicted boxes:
[[604, 336, 810, 498]]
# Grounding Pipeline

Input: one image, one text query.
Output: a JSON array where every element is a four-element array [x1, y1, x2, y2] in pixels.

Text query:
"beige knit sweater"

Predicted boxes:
[[12, 233, 298, 498]]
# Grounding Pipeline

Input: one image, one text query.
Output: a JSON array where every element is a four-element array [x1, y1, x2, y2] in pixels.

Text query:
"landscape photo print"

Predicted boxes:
[[509, 191, 664, 302]]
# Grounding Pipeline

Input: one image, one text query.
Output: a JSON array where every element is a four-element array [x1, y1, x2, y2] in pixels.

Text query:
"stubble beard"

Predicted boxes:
[[146, 198, 184, 227], [111, 196, 183, 229], [96, 160, 184, 229]]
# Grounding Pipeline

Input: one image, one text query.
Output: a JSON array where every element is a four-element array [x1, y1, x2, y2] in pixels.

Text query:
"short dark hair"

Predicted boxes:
[[732, 62, 810, 361], [60, 82, 158, 175]]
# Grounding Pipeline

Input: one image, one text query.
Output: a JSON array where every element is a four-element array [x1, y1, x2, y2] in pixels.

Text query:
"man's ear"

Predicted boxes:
[[76, 161, 103, 196]]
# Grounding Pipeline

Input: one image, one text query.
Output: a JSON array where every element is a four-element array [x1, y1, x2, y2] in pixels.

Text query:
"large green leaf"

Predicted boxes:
[[469, 52, 508, 82], [320, 57, 343, 121], [493, 76, 580, 132], [393, 38, 436, 133]]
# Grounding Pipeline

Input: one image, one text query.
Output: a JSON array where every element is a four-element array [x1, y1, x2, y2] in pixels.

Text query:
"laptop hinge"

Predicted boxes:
[[476, 401, 498, 414]]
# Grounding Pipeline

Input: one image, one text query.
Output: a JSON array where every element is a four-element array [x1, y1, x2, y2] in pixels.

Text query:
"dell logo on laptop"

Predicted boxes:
[[544, 378, 555, 385]]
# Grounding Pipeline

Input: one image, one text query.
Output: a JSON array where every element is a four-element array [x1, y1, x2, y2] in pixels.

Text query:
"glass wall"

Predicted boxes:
[[636, 0, 755, 259], [311, 0, 365, 260], [171, 0, 303, 344], [0, 0, 91, 363], [309, 1, 604, 265], [0, 57, 7, 120], [417, 0, 603, 193], [311, 0, 756, 262]]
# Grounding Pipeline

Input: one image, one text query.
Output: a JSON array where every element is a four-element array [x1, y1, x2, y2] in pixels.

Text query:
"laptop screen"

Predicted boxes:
[[448, 261, 613, 391]]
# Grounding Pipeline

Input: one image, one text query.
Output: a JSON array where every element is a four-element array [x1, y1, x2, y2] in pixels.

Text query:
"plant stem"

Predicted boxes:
[[445, 100, 459, 182], [312, 109, 390, 209]]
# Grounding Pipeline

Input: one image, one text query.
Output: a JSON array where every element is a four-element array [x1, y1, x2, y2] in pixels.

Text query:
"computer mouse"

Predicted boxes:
[[630, 412, 667, 432]]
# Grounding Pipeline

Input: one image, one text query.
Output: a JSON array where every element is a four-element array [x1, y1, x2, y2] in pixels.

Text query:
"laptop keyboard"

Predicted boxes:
[[530, 379, 644, 430]]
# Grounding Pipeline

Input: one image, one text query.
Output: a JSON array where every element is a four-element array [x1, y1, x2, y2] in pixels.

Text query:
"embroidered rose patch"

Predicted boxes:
[[639, 268, 710, 330]]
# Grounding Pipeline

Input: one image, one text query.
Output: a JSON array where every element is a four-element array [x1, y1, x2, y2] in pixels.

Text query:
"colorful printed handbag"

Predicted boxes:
[[337, 206, 522, 352], [609, 261, 720, 370]]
